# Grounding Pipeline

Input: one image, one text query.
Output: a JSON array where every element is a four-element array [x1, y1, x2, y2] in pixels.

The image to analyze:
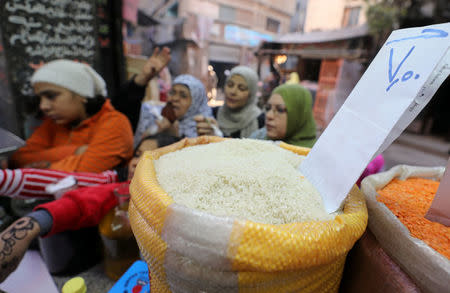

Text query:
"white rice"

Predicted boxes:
[[154, 139, 334, 224]]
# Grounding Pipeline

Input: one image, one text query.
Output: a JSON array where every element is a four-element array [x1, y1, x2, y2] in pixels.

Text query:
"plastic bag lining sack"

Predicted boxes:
[[361, 165, 450, 293], [129, 136, 368, 292]]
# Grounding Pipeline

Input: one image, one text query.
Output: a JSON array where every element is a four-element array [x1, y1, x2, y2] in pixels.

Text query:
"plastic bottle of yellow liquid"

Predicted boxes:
[[98, 183, 140, 280], [62, 276, 86, 293]]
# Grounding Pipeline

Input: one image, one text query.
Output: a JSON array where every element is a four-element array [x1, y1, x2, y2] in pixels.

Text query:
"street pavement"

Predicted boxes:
[[382, 132, 449, 170]]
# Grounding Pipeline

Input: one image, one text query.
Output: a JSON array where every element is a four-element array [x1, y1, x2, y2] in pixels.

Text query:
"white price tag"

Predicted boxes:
[[300, 23, 450, 213]]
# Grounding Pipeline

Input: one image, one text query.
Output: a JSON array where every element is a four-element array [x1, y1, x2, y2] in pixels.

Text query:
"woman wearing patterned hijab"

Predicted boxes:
[[136, 74, 212, 140], [195, 66, 264, 138], [171, 74, 213, 137], [250, 83, 317, 148]]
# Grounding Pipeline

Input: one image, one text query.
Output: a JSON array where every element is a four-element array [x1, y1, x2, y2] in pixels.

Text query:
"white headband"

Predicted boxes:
[[31, 59, 107, 98]]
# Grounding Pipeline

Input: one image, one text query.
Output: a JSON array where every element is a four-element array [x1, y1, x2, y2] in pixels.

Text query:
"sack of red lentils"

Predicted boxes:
[[129, 136, 368, 292], [361, 165, 450, 293]]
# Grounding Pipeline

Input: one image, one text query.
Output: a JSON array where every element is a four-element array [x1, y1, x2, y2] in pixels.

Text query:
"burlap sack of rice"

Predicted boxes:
[[361, 165, 450, 293], [129, 136, 368, 292]]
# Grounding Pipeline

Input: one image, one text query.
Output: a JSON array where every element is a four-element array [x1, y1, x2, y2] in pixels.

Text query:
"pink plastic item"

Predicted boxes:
[[357, 155, 385, 187]]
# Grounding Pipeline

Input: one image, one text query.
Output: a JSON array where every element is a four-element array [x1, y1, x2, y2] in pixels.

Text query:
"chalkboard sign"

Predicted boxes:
[[0, 0, 101, 137], [0, 0, 127, 138], [0, 0, 98, 97]]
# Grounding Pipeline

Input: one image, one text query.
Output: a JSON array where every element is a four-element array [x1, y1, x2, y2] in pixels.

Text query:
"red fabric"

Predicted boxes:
[[35, 182, 127, 236]]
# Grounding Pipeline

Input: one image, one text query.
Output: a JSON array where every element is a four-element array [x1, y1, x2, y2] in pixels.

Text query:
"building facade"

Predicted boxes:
[[136, 0, 296, 90], [257, 0, 371, 129], [303, 0, 368, 32]]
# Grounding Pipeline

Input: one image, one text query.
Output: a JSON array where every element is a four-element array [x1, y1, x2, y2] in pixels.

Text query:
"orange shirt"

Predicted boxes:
[[10, 100, 133, 173]]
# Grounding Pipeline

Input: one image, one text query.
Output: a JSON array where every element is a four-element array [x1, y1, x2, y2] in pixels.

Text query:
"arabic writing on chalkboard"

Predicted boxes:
[[385, 28, 448, 92], [0, 0, 97, 96]]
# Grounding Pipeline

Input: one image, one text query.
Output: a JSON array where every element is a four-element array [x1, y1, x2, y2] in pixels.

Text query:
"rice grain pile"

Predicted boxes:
[[154, 139, 334, 224]]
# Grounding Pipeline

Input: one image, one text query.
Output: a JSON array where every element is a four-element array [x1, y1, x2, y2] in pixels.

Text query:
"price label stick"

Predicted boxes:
[[425, 159, 450, 226], [300, 23, 450, 213]]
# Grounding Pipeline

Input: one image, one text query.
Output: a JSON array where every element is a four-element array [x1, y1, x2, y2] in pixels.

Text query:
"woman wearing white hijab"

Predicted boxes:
[[9, 59, 134, 173]]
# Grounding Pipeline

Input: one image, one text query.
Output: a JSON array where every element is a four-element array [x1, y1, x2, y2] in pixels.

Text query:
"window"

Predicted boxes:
[[266, 17, 280, 33], [219, 5, 236, 22], [342, 6, 361, 27], [167, 3, 178, 17]]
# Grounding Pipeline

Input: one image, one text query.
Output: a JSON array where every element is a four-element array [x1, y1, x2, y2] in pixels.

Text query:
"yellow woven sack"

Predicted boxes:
[[129, 136, 368, 292]]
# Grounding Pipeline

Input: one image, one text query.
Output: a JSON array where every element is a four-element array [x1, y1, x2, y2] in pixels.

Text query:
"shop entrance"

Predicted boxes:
[[209, 61, 238, 90]]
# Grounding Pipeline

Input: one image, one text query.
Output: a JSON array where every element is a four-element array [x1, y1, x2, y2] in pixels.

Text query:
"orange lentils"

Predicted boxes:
[[377, 177, 450, 260]]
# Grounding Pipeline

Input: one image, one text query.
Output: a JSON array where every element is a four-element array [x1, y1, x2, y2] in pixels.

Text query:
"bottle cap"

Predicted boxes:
[[62, 276, 87, 293]]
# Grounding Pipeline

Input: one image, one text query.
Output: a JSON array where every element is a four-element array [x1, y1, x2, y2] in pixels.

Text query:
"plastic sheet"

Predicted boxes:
[[361, 165, 450, 293]]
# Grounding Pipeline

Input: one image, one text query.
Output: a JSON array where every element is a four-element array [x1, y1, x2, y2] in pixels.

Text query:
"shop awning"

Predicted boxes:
[[257, 48, 366, 59], [209, 43, 241, 63], [273, 25, 368, 44], [257, 25, 370, 59]]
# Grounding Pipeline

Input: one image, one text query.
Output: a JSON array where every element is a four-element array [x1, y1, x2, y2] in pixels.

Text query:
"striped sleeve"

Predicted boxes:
[[0, 169, 118, 198], [50, 112, 134, 173]]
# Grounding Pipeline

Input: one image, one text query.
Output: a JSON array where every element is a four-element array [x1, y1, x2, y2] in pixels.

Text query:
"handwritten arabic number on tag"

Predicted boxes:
[[386, 28, 448, 45], [386, 46, 418, 92], [386, 28, 449, 92]]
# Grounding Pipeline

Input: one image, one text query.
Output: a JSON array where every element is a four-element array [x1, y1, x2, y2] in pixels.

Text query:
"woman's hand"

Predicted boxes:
[[0, 217, 41, 282], [134, 47, 171, 86], [23, 161, 51, 169], [148, 117, 179, 137], [156, 117, 172, 133], [194, 115, 217, 136]]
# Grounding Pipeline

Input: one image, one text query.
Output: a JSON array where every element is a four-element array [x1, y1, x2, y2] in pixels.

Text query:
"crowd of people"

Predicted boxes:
[[0, 47, 383, 282]]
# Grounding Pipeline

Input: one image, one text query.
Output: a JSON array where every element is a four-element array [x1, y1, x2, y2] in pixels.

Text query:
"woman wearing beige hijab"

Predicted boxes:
[[195, 66, 264, 138]]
